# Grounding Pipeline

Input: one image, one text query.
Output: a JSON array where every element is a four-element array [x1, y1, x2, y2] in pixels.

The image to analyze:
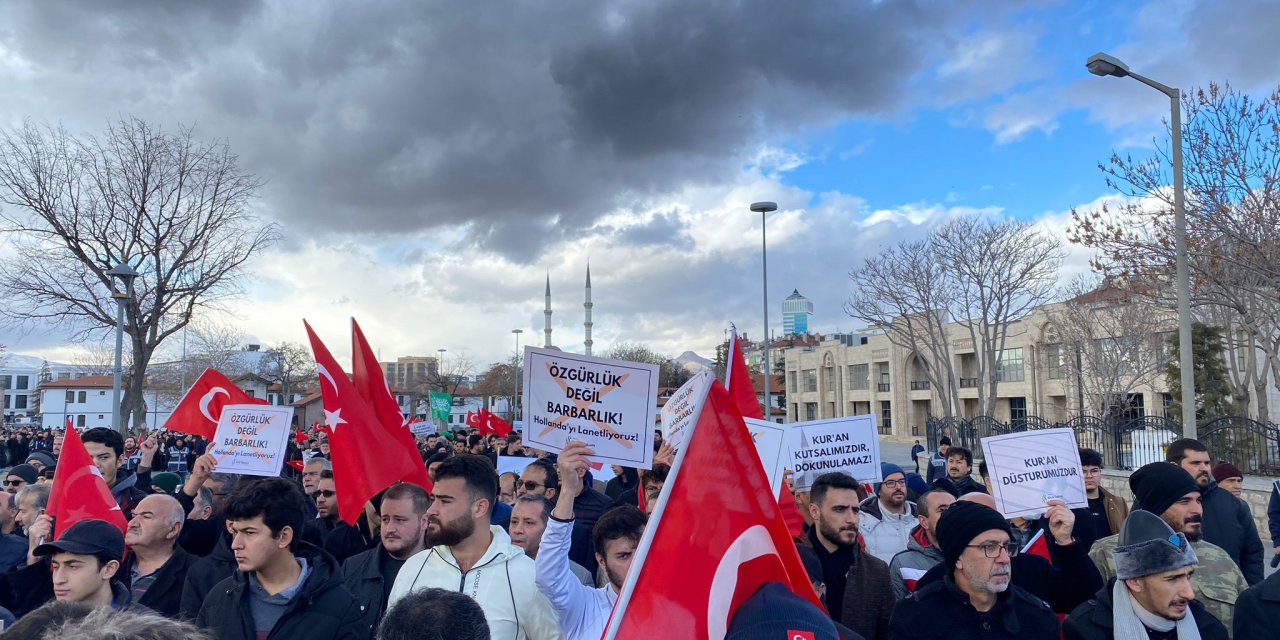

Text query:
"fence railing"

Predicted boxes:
[[925, 414, 1280, 475]]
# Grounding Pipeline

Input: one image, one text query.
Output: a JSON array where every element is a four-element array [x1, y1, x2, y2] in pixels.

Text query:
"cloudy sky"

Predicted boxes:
[[1, 0, 1278, 371]]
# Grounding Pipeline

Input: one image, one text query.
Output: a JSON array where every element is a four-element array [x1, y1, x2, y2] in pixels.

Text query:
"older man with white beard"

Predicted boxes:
[[888, 500, 1060, 640]]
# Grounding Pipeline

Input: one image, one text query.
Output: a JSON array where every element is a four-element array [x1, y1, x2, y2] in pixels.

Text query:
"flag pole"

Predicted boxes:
[[601, 378, 715, 639]]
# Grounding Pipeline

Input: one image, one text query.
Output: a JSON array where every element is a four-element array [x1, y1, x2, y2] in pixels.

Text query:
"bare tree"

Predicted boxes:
[[0, 118, 276, 429], [607, 342, 692, 389], [71, 341, 128, 377], [1045, 276, 1173, 417], [847, 216, 1063, 417], [1069, 83, 1280, 419], [257, 342, 315, 405]]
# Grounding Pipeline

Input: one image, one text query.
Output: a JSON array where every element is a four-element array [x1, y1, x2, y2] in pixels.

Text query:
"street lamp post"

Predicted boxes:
[[511, 329, 523, 423], [106, 262, 140, 437], [1087, 52, 1196, 438], [436, 348, 447, 391], [750, 202, 778, 421]]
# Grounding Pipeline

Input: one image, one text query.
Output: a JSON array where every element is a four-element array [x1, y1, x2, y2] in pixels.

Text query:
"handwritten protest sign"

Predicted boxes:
[[785, 414, 881, 492], [659, 371, 709, 451], [980, 428, 1087, 519], [522, 346, 660, 469], [208, 404, 293, 477], [744, 417, 788, 492]]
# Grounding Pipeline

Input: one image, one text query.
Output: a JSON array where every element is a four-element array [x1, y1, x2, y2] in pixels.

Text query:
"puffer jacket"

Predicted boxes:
[[386, 525, 562, 640], [858, 496, 917, 566], [887, 527, 942, 600]]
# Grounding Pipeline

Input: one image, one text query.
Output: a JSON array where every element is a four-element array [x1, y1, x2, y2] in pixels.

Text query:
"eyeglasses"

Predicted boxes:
[[1082, 468, 1102, 476], [881, 479, 906, 488], [967, 541, 1019, 558], [2, 480, 23, 487], [521, 481, 544, 491], [311, 490, 337, 499]]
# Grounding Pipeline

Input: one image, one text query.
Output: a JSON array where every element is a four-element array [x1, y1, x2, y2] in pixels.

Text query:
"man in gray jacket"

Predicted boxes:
[[888, 489, 954, 600]]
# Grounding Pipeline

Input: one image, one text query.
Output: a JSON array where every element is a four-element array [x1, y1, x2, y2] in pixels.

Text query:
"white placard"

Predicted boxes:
[[980, 428, 1087, 519], [410, 420, 438, 436], [497, 455, 537, 477], [659, 371, 709, 451], [208, 404, 293, 477], [785, 414, 882, 492], [521, 346, 660, 469], [744, 417, 788, 492]]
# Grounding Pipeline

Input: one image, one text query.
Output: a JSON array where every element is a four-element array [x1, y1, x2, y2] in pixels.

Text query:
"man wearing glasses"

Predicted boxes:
[[888, 500, 1060, 639], [304, 470, 371, 564], [859, 462, 918, 564], [1079, 447, 1128, 538]]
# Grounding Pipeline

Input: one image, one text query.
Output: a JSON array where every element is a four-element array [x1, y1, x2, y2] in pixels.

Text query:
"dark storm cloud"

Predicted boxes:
[[0, 0, 986, 262]]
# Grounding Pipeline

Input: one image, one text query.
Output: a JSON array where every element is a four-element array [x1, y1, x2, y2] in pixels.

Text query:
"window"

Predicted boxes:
[[2, 396, 8, 409], [802, 370, 817, 393], [1009, 397, 1027, 425], [821, 366, 834, 391], [787, 371, 797, 393], [1123, 394, 1145, 420], [804, 403, 818, 421], [65, 390, 74, 403], [98, 390, 105, 396], [1098, 338, 1137, 375], [245, 389, 256, 398], [76, 415, 86, 427], [1045, 344, 1063, 380], [15, 376, 27, 390], [996, 348, 1024, 382], [877, 362, 890, 392], [880, 401, 892, 435], [14, 396, 26, 410], [77, 391, 87, 403], [0, 376, 8, 389], [848, 364, 869, 390]]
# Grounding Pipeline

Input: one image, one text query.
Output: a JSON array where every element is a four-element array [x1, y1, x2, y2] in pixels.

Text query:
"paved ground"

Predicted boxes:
[[879, 439, 925, 473]]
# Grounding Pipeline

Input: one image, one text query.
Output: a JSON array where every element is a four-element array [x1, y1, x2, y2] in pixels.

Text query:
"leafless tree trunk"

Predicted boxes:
[[257, 342, 316, 405], [0, 117, 276, 429]]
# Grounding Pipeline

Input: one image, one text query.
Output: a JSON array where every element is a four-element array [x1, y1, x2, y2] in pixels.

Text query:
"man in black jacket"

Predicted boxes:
[[1234, 567, 1280, 640], [889, 501, 1059, 639], [1165, 438, 1264, 584], [1063, 510, 1228, 640], [929, 446, 986, 498], [341, 482, 430, 638], [119, 494, 194, 618], [195, 476, 363, 640]]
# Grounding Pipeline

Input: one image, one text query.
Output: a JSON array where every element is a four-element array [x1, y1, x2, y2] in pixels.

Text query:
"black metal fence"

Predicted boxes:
[[925, 414, 1280, 476]]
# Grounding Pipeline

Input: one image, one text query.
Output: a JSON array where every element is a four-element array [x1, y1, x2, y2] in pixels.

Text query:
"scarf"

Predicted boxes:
[[1111, 578, 1200, 640]]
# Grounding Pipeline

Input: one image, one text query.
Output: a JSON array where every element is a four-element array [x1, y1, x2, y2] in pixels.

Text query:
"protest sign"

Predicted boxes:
[[980, 427, 1087, 519], [744, 417, 788, 492], [659, 371, 709, 451], [522, 346, 660, 469], [498, 455, 537, 477], [208, 404, 294, 477], [785, 414, 881, 492], [409, 419, 437, 436]]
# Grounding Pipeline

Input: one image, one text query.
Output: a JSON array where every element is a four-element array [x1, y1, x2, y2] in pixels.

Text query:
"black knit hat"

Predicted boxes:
[[1129, 462, 1198, 517], [935, 500, 1011, 571], [5, 464, 37, 485]]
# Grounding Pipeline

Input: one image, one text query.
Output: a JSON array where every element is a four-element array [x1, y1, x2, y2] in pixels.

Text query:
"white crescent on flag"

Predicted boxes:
[[199, 387, 230, 423], [317, 364, 340, 396], [706, 524, 781, 639]]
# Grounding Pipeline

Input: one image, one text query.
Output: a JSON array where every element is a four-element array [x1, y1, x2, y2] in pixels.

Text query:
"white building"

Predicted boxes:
[[38, 375, 181, 430], [2, 355, 76, 424]]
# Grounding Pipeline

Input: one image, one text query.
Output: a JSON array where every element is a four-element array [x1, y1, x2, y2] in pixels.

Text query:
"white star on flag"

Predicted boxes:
[[324, 408, 348, 432]]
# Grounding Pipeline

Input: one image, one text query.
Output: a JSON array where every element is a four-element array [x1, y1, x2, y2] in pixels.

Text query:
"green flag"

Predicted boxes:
[[429, 392, 453, 421]]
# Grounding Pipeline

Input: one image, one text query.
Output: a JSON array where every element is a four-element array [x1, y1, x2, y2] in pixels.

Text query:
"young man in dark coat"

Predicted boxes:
[[929, 446, 986, 498], [888, 501, 1059, 640], [80, 428, 149, 521], [1063, 510, 1228, 640], [195, 476, 363, 640], [1234, 567, 1280, 640], [340, 482, 430, 638]]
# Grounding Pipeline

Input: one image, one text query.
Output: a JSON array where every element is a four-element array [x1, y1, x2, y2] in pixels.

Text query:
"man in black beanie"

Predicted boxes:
[[887, 501, 1059, 639], [1064, 510, 1228, 640], [1087, 461, 1247, 630]]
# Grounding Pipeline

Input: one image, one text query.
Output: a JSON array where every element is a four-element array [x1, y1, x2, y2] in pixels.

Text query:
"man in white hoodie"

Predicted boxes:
[[535, 441, 647, 640], [387, 454, 562, 640]]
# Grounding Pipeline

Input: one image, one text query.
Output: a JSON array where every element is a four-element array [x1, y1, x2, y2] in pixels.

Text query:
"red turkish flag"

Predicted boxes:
[[724, 327, 803, 538], [48, 420, 128, 538], [286, 460, 305, 472], [605, 381, 819, 639], [164, 368, 267, 438], [295, 430, 310, 444], [1021, 528, 1051, 562], [480, 409, 513, 438], [465, 410, 482, 432], [350, 318, 431, 489], [305, 321, 423, 525]]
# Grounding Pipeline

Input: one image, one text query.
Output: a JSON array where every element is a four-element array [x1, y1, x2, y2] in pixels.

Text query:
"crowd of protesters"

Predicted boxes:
[[0, 417, 1279, 640]]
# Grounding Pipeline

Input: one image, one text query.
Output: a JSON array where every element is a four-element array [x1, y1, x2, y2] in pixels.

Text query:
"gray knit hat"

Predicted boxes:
[[1113, 510, 1198, 580]]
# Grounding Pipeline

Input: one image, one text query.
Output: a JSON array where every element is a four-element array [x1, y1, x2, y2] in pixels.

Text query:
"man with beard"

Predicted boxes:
[[387, 454, 559, 639], [888, 501, 1059, 639], [1089, 461, 1247, 630], [859, 463, 917, 565], [1064, 510, 1228, 640], [930, 446, 986, 497], [341, 483, 430, 639], [889, 489, 954, 599], [1165, 438, 1263, 585], [534, 442, 646, 639], [510, 493, 593, 586], [804, 472, 894, 640]]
